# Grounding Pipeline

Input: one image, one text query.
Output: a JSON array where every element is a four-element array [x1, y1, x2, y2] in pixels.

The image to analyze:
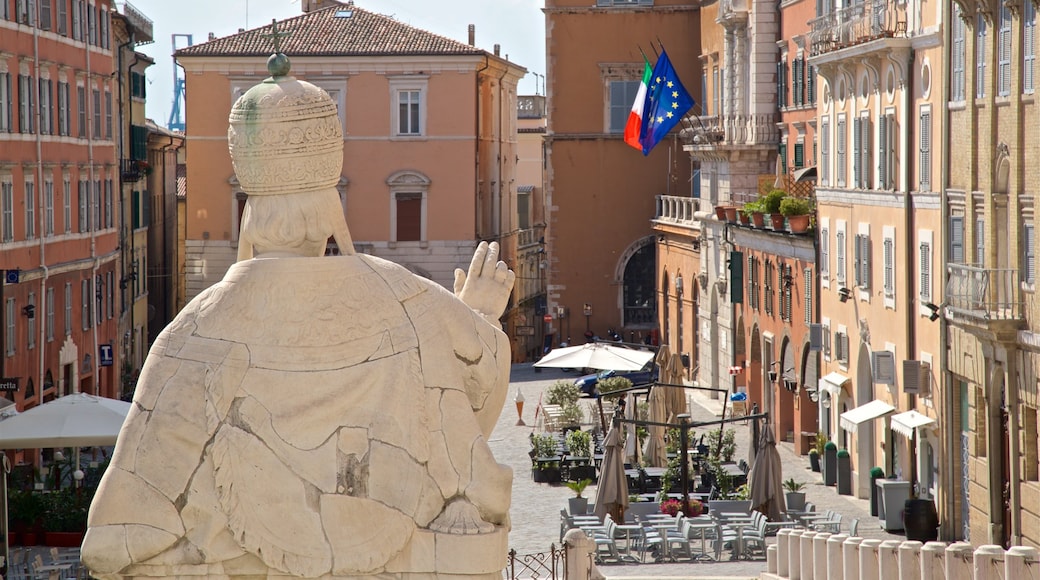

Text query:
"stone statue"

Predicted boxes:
[[81, 37, 514, 580]]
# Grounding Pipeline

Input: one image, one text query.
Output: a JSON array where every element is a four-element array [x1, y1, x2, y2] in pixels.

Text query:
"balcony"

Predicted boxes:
[[808, 0, 907, 57], [681, 114, 778, 150], [945, 264, 1025, 338], [116, 2, 154, 44], [120, 158, 148, 183], [655, 195, 702, 224]]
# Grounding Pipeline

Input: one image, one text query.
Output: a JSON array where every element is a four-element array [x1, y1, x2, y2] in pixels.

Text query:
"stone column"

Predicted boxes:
[[1005, 546, 1039, 580], [898, 540, 923, 580], [973, 545, 1005, 580], [563, 529, 604, 580], [842, 536, 862, 580], [777, 528, 792, 577], [920, 541, 947, 580], [828, 533, 848, 580], [813, 532, 831, 580], [789, 529, 803, 580], [859, 539, 881, 580], [944, 542, 973, 580], [800, 530, 817, 580], [878, 539, 901, 580]]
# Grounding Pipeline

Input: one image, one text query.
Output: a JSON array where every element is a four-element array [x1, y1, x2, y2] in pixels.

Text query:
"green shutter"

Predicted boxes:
[[730, 251, 744, 304], [794, 143, 804, 168], [130, 124, 148, 161]]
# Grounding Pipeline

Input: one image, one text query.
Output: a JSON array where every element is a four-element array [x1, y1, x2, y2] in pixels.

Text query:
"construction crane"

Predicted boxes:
[[167, 33, 193, 132]]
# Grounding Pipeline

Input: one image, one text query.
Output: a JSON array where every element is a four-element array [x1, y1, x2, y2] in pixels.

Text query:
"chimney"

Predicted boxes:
[[468, 24, 475, 46], [238, 28, 244, 33], [494, 44, 500, 57], [208, 32, 215, 41], [302, 0, 344, 13]]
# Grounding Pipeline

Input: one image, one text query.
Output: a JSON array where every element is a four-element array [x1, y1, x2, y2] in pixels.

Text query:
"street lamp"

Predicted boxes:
[[583, 303, 592, 337]]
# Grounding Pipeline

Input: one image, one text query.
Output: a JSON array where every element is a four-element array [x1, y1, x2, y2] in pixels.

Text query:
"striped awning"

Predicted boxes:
[[517, 185, 535, 193]]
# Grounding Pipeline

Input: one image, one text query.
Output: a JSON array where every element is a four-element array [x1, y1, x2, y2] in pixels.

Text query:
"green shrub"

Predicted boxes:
[[837, 449, 850, 458], [530, 433, 559, 462], [560, 403, 584, 427], [763, 189, 787, 214], [870, 467, 885, 478], [566, 429, 592, 457], [546, 381, 580, 406], [779, 196, 811, 216], [824, 441, 838, 450], [598, 376, 632, 398], [742, 199, 765, 217]]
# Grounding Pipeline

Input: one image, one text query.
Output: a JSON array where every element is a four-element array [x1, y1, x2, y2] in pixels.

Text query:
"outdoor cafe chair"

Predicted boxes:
[[588, 514, 622, 563]]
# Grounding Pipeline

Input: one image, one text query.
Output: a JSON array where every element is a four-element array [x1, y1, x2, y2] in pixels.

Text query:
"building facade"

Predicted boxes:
[[0, 0, 124, 414], [175, 2, 526, 304], [144, 120, 184, 345]]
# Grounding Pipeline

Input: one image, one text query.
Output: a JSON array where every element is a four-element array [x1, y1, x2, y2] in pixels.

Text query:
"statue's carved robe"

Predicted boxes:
[[83, 255, 511, 579]]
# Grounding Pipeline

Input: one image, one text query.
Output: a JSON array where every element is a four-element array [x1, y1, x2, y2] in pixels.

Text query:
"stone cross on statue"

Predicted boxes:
[[261, 18, 291, 54]]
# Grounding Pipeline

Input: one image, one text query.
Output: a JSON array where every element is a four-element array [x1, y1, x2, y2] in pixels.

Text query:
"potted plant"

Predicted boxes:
[[743, 199, 766, 227], [783, 478, 807, 511], [530, 433, 562, 483], [809, 431, 827, 472], [780, 196, 812, 233], [714, 205, 729, 220], [41, 488, 89, 547], [724, 205, 739, 222], [565, 478, 593, 515], [566, 429, 597, 482], [763, 189, 787, 230], [546, 381, 581, 407], [560, 402, 584, 432]]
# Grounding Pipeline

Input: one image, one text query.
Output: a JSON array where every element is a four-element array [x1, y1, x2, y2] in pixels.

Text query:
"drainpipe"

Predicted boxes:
[[158, 135, 176, 332], [938, 0, 955, 541], [475, 49, 490, 241], [903, 46, 918, 496], [31, 0, 47, 397]]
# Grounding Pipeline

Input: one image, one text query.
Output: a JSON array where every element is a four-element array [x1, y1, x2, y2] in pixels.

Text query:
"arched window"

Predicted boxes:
[[622, 243, 656, 326], [387, 170, 430, 243]]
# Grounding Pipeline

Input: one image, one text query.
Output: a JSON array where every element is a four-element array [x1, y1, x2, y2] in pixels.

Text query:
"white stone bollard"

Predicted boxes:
[[789, 529, 803, 580], [768, 544, 778, 574], [563, 528, 605, 580], [814, 532, 831, 580], [920, 541, 948, 580], [800, 531, 817, 580], [878, 540, 901, 580], [945, 542, 974, 580], [843, 536, 863, 580], [828, 533, 849, 580], [778, 528, 792, 577], [973, 545, 1005, 580], [1005, 546, 1039, 580], [859, 539, 881, 580], [899, 540, 923, 580]]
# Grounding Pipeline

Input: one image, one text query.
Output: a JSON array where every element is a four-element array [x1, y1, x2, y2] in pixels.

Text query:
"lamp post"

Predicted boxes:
[[515, 389, 526, 426], [583, 303, 592, 339]]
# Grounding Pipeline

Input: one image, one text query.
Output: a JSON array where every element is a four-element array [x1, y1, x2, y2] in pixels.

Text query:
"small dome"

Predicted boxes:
[[228, 75, 343, 196]]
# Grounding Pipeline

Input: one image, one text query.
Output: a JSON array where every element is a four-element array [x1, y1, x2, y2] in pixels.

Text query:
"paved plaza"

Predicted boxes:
[[491, 363, 906, 579]]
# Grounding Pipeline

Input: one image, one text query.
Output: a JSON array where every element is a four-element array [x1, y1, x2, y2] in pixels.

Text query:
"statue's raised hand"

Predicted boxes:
[[454, 241, 515, 324]]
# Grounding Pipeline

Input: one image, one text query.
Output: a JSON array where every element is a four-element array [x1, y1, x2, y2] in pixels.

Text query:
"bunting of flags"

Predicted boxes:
[[627, 48, 696, 156]]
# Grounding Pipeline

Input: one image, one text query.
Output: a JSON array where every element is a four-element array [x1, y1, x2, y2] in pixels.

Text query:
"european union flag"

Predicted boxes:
[[639, 49, 695, 156]]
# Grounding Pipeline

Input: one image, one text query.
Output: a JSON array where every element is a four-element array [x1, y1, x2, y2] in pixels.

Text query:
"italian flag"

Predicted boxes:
[[624, 58, 653, 151]]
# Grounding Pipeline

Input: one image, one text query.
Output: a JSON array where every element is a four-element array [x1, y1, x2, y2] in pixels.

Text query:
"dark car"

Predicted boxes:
[[574, 361, 658, 397]]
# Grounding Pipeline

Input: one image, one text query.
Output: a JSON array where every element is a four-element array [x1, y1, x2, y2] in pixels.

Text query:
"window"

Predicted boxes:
[[1023, 222, 1036, 285], [56, 0, 65, 35], [57, 80, 69, 135], [821, 225, 830, 278], [387, 170, 429, 242], [854, 232, 871, 290], [5, 299, 14, 356], [64, 281, 71, 335], [836, 222, 847, 285], [822, 319, 832, 359], [878, 113, 895, 189], [836, 115, 847, 187], [747, 254, 760, 310], [93, 179, 100, 231], [883, 226, 895, 307], [765, 261, 774, 316], [975, 217, 985, 265], [977, 14, 987, 99], [95, 275, 103, 321], [950, 215, 965, 264], [19, 73, 34, 134], [835, 329, 849, 365], [87, 1, 95, 45], [99, 4, 108, 48], [804, 268, 813, 325], [517, 187, 531, 229], [0, 72, 10, 132], [40, 0, 50, 29], [24, 179, 35, 239], [38, 78, 52, 135], [44, 180, 53, 236], [1, 181, 12, 242], [81, 278, 89, 330], [712, 66, 720, 115], [777, 58, 788, 108], [794, 142, 804, 168], [76, 85, 85, 137], [63, 177, 70, 233], [808, 63, 816, 105], [396, 89, 421, 136], [104, 179, 112, 228], [16, 0, 27, 25], [92, 88, 101, 138], [609, 80, 640, 133], [45, 287, 54, 342], [104, 89, 111, 139], [106, 271, 113, 319], [853, 114, 871, 189], [952, 7, 966, 101], [71, 0, 81, 40], [998, 4, 1012, 97], [77, 178, 88, 232], [1026, 0, 1036, 94], [26, 292, 35, 349], [1024, 406, 1038, 481], [621, 244, 656, 326], [919, 240, 932, 301], [821, 118, 830, 185], [919, 107, 931, 191], [793, 56, 804, 106], [781, 264, 793, 322]]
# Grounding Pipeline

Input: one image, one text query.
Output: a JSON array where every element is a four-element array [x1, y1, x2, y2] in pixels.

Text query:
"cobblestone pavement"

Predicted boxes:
[[490, 363, 906, 579]]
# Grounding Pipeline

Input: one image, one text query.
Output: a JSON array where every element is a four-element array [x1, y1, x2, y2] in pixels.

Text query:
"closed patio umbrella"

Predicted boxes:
[[643, 346, 675, 468], [594, 416, 629, 523], [748, 422, 786, 522], [663, 353, 687, 422]]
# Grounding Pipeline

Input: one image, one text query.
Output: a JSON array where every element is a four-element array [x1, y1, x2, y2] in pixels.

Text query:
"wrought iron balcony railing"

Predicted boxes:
[[808, 0, 907, 56], [945, 264, 1023, 322]]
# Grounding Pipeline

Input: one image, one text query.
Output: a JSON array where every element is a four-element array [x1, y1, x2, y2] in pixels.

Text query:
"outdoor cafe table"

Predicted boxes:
[[725, 521, 757, 561], [686, 517, 717, 561]]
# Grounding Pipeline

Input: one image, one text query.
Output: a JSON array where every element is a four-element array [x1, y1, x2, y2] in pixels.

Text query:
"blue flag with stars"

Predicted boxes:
[[639, 49, 695, 156]]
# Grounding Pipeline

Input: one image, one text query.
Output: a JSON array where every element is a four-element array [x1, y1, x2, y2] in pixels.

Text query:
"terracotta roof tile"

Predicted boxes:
[[176, 3, 485, 58]]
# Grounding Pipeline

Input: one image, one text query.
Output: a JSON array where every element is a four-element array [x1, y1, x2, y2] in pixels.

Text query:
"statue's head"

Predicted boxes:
[[228, 52, 353, 258]]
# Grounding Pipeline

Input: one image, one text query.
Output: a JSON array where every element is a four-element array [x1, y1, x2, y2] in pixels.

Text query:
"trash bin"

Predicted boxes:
[[823, 441, 838, 486], [836, 449, 852, 495], [903, 498, 939, 541], [876, 479, 911, 531]]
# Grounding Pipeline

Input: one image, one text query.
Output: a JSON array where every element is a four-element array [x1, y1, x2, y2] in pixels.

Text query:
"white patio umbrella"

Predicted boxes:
[[534, 342, 655, 371], [0, 392, 132, 449]]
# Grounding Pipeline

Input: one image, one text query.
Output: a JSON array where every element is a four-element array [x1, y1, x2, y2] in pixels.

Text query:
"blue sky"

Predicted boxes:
[[128, 0, 546, 128]]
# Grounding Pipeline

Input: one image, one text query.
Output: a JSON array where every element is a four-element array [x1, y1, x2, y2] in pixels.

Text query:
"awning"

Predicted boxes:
[[517, 184, 535, 193], [819, 372, 850, 398], [793, 166, 817, 183], [890, 410, 937, 438], [839, 399, 896, 433]]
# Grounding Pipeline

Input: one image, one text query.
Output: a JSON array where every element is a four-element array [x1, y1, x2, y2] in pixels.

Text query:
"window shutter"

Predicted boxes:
[[808, 64, 816, 104], [854, 234, 862, 287], [810, 323, 823, 351], [919, 110, 931, 190], [841, 333, 849, 363], [852, 117, 861, 188], [950, 216, 965, 263], [1024, 224, 1036, 283], [748, 253, 754, 307], [861, 234, 872, 290], [823, 324, 831, 357], [977, 15, 987, 98], [821, 228, 830, 275], [804, 268, 813, 325], [884, 238, 894, 295], [836, 230, 846, 284], [1026, 2, 1036, 93], [821, 119, 830, 185], [837, 118, 847, 186], [730, 251, 744, 304], [920, 242, 931, 300], [878, 115, 888, 189], [794, 142, 804, 168]]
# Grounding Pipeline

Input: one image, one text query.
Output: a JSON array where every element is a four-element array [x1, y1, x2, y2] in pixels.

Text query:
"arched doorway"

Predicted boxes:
[[734, 315, 746, 395], [797, 342, 819, 454], [619, 240, 657, 327], [749, 326, 763, 409], [776, 337, 796, 443]]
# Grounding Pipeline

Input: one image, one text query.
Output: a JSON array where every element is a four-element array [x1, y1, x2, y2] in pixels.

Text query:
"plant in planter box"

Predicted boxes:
[[566, 429, 597, 482], [546, 381, 581, 407], [708, 428, 738, 462], [808, 448, 821, 472], [660, 497, 703, 517], [8, 489, 45, 537], [783, 478, 807, 511], [780, 196, 813, 233], [530, 433, 562, 483], [560, 403, 584, 430]]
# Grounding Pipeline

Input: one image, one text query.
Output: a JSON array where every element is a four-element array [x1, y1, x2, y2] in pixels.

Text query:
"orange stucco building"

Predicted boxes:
[[175, 1, 526, 303]]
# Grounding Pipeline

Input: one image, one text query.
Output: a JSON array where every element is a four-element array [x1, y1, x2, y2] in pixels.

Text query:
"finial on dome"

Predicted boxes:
[[261, 18, 292, 77]]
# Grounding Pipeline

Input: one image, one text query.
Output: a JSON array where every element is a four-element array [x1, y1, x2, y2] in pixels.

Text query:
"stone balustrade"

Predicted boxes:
[[762, 529, 1040, 580]]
